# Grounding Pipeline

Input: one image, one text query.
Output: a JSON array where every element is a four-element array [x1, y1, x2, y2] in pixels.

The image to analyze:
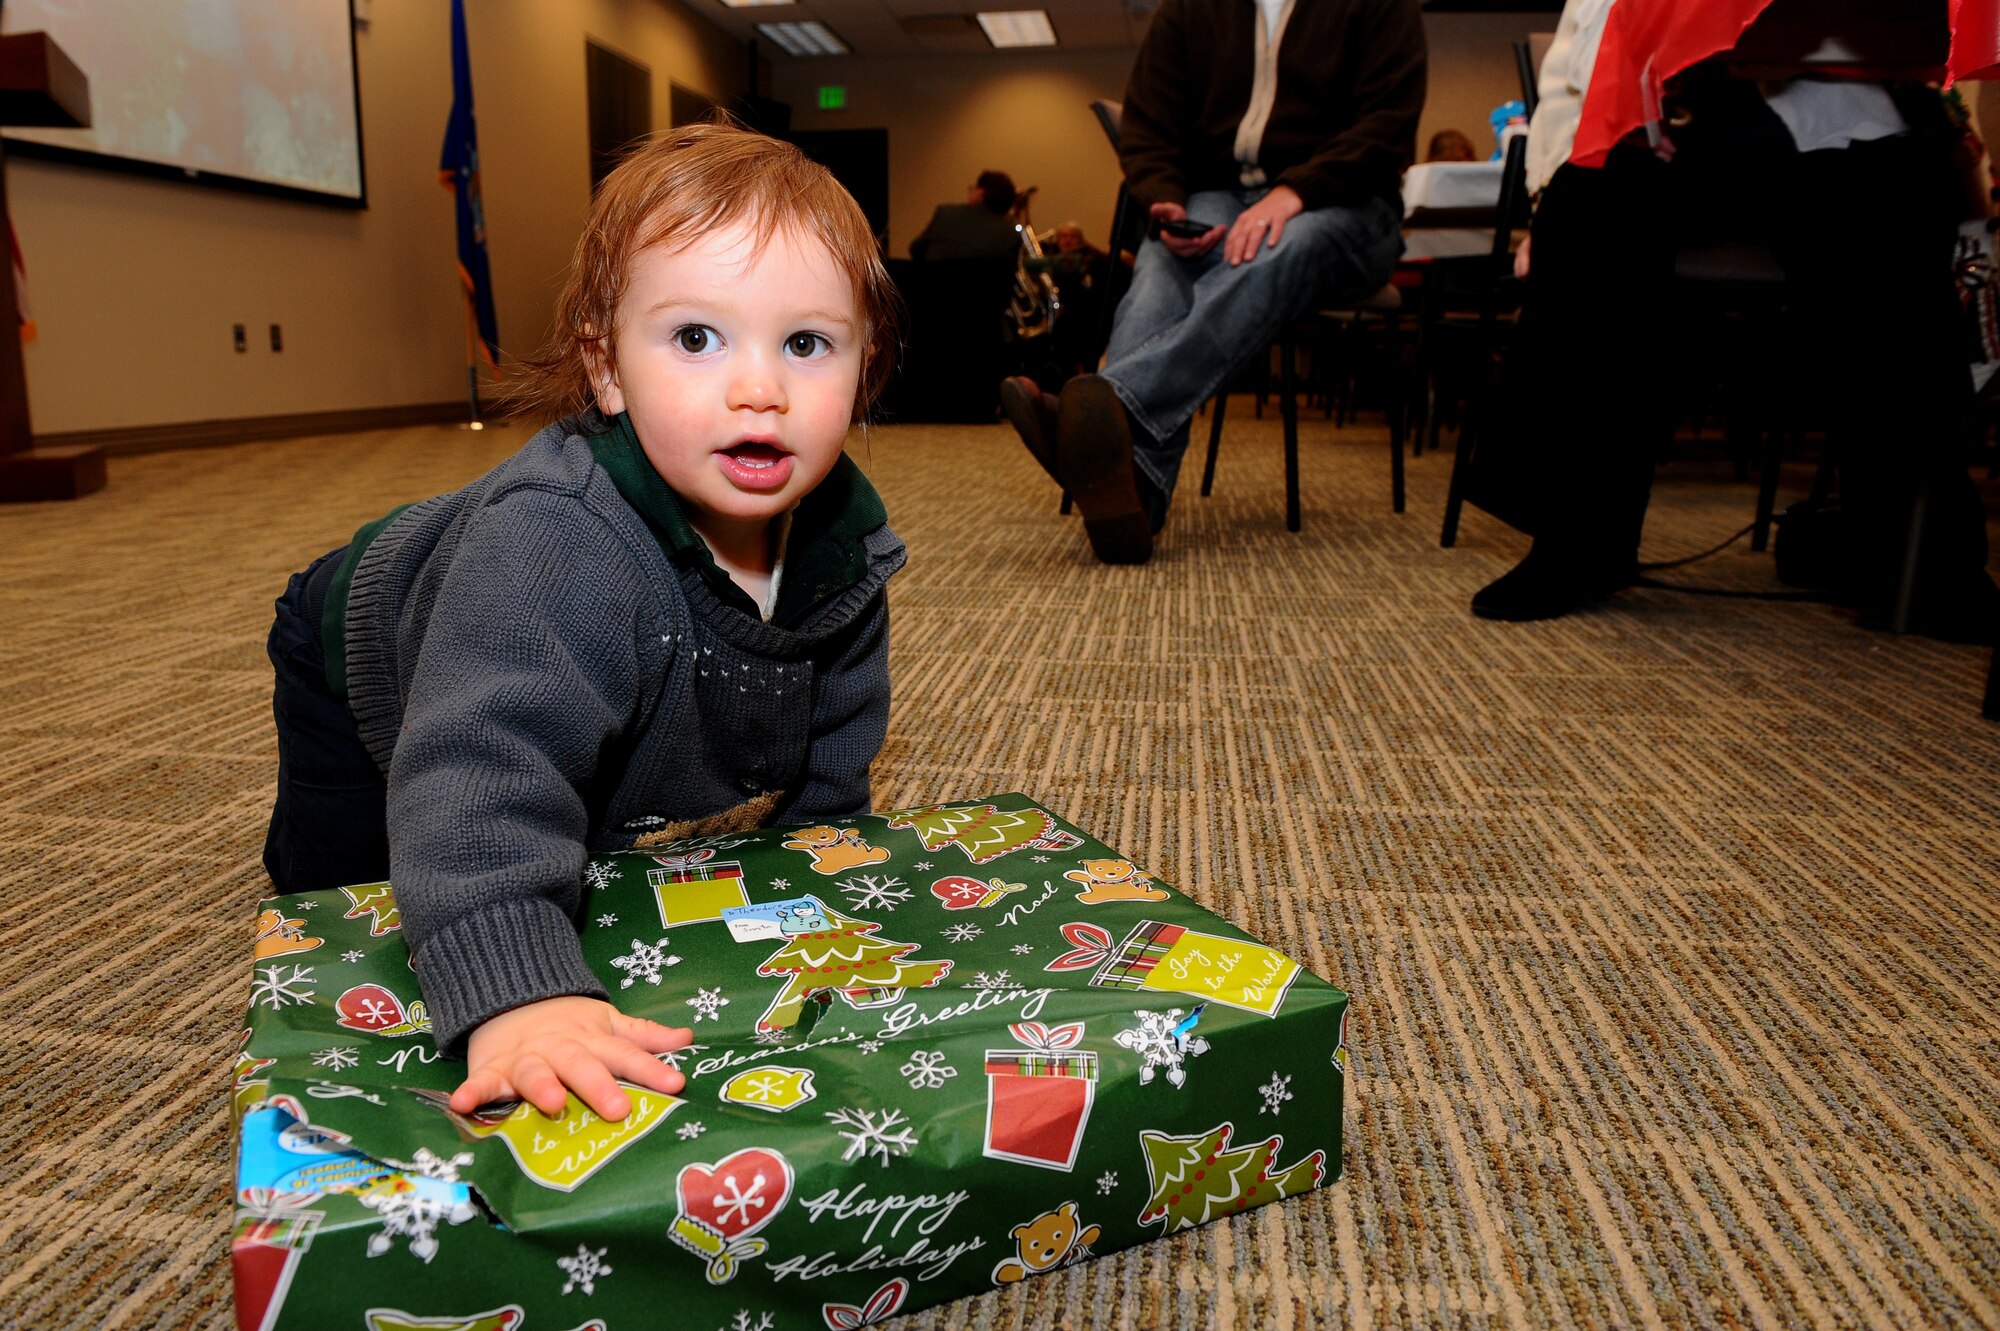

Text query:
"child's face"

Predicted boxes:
[[597, 217, 864, 554]]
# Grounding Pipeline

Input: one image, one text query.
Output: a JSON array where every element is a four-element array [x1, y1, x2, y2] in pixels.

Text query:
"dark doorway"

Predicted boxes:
[[787, 128, 890, 251], [586, 41, 651, 189]]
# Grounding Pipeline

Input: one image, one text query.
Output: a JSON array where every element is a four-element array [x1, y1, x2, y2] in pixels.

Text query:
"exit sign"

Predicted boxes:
[[818, 85, 847, 110]]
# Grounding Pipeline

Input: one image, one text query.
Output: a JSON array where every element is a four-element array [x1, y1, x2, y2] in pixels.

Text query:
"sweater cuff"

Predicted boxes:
[[415, 895, 610, 1057]]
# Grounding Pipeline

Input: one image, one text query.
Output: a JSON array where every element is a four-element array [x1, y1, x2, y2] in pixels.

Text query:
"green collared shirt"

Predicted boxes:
[[321, 414, 888, 699], [588, 411, 886, 630]]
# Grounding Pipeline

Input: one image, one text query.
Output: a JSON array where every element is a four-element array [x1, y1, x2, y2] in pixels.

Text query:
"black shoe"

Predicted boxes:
[[1471, 546, 1633, 622], [999, 375, 1061, 485], [1057, 375, 1153, 565]]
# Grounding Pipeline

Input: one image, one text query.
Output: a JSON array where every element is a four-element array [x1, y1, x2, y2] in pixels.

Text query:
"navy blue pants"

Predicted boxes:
[[263, 547, 392, 893]]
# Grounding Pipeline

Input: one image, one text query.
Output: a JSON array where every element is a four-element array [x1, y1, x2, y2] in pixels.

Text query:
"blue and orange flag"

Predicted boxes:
[[440, 0, 499, 367]]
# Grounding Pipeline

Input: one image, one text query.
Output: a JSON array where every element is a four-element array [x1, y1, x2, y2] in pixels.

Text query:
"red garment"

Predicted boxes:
[[1571, 0, 1777, 170], [1571, 0, 1988, 171], [1952, 0, 2000, 83]]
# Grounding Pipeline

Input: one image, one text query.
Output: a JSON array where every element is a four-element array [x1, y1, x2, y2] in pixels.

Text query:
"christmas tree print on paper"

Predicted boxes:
[[883, 802, 1081, 866], [1135, 1121, 1325, 1233], [341, 881, 401, 936], [753, 901, 952, 1031]]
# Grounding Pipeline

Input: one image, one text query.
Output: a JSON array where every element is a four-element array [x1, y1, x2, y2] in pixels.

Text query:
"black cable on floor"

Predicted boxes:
[[1636, 522, 1754, 572], [1631, 520, 1836, 601]]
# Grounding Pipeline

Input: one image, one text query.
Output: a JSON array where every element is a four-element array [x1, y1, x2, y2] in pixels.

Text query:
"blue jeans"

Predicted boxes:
[[263, 547, 392, 894], [1101, 189, 1403, 501]]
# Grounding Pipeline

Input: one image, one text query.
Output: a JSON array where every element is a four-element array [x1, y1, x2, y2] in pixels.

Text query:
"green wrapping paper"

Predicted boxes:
[[233, 794, 1350, 1331]]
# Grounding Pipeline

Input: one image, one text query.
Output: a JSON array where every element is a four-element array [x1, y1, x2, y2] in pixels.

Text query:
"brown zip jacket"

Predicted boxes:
[[1119, 0, 1425, 212]]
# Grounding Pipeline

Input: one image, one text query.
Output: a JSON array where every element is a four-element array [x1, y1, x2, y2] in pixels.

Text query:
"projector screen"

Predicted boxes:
[[2, 0, 366, 206]]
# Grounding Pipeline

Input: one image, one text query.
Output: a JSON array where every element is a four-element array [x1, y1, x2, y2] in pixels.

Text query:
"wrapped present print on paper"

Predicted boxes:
[[232, 793, 1348, 1330]]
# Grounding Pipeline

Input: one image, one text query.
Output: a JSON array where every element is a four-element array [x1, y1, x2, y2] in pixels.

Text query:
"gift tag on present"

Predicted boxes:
[[721, 896, 829, 944]]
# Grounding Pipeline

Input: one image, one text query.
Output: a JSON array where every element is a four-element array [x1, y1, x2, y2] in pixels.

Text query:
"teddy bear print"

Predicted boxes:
[[991, 1201, 1101, 1284], [781, 825, 892, 876], [1063, 858, 1170, 905]]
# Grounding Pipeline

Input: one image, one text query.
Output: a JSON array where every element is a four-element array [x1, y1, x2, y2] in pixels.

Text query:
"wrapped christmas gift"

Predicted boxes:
[[232, 794, 1350, 1331]]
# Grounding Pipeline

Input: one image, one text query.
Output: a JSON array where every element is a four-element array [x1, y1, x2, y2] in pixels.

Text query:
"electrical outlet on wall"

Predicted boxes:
[[269, 324, 283, 352], [233, 324, 247, 353]]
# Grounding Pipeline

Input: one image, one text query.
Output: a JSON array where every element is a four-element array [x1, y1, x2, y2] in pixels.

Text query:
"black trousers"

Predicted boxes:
[[1505, 124, 1989, 616], [263, 547, 392, 894]]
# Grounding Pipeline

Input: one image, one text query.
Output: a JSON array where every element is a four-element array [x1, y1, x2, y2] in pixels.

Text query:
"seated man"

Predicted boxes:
[[910, 170, 1022, 263], [1000, 0, 1425, 563]]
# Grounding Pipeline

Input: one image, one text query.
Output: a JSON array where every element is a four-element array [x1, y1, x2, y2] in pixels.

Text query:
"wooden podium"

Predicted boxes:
[[0, 31, 100, 501]]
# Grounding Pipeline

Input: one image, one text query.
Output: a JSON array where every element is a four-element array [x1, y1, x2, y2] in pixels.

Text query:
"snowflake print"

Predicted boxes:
[[395, 1146, 476, 1183], [1258, 1071, 1294, 1115], [609, 937, 682, 988], [826, 1106, 920, 1166], [583, 861, 618, 892], [856, 1040, 882, 1055], [839, 873, 912, 913], [899, 1050, 957, 1090], [250, 964, 316, 1011], [770, 878, 790, 891], [721, 1313, 775, 1331], [751, 1028, 791, 1046], [1031, 855, 1050, 863], [658, 1043, 706, 1071], [311, 1046, 360, 1071], [733, 1072, 797, 1104], [596, 913, 619, 928], [941, 923, 984, 944], [913, 861, 933, 871], [676, 1120, 707, 1141], [687, 987, 729, 1022], [295, 899, 319, 910], [341, 950, 365, 964], [1096, 1171, 1118, 1195], [358, 1180, 474, 1263], [714, 1169, 778, 1227], [1011, 944, 1035, 956], [967, 970, 1013, 990], [557, 1243, 613, 1295], [1113, 1008, 1209, 1089]]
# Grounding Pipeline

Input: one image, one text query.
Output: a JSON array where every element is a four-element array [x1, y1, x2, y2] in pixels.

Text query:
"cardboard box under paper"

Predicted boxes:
[[233, 794, 1350, 1331]]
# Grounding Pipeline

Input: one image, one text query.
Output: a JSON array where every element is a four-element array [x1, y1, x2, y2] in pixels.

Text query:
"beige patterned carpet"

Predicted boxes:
[[2, 410, 1997, 1330]]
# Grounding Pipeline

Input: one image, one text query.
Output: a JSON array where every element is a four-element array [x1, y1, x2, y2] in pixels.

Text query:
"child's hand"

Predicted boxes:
[[451, 995, 694, 1121]]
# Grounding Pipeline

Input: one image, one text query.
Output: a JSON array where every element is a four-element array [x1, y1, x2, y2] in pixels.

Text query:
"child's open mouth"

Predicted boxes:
[[717, 441, 793, 491]]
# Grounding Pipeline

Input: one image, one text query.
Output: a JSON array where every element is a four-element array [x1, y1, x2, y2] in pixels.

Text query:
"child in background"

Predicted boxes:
[[262, 122, 905, 1123]]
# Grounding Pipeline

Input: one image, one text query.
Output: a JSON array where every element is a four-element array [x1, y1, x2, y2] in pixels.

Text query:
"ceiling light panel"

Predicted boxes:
[[976, 10, 1058, 46], [756, 20, 851, 54]]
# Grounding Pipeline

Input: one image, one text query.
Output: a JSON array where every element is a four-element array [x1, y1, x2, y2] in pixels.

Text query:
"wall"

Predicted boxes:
[[1419, 13, 1544, 163], [774, 50, 1135, 259], [770, 14, 1537, 259], [7, 0, 748, 434]]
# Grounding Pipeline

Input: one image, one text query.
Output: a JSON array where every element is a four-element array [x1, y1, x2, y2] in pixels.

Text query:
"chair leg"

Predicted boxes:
[[1281, 333, 1301, 532], [1201, 393, 1227, 497], [1750, 420, 1784, 553], [1387, 317, 1407, 514], [1889, 483, 1928, 634], [1060, 490, 1073, 515]]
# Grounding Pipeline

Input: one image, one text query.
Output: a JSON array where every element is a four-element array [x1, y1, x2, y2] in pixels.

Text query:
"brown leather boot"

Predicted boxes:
[[1056, 375, 1152, 565]]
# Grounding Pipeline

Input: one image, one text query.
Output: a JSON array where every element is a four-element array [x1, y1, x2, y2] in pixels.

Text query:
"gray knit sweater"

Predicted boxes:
[[340, 417, 905, 1053]]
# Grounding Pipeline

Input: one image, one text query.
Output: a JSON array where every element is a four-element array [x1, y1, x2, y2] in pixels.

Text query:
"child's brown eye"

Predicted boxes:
[[788, 333, 826, 358], [673, 326, 711, 353]]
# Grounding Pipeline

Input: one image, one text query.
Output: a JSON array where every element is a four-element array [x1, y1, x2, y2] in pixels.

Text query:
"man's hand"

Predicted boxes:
[[1150, 201, 1225, 259], [451, 995, 693, 1121], [1223, 185, 1304, 267]]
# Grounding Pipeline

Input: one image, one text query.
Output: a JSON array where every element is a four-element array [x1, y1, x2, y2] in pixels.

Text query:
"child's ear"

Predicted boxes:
[[585, 335, 625, 416]]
